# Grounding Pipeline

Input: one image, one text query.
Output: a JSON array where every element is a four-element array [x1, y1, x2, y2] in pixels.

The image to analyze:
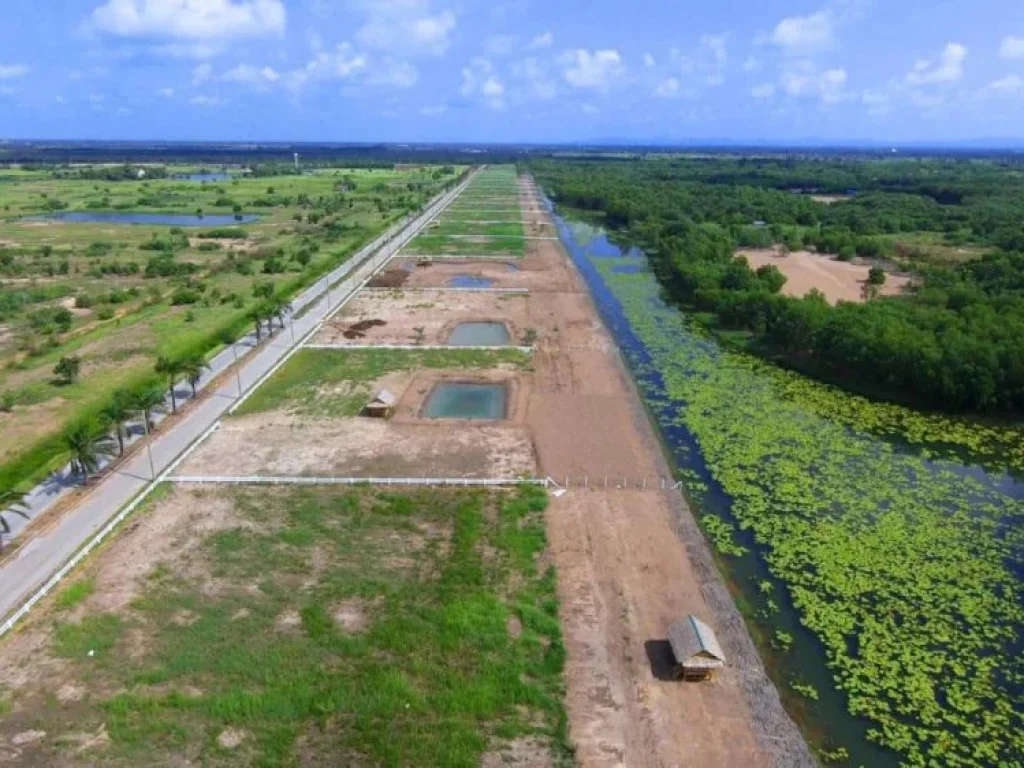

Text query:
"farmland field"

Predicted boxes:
[[0, 483, 570, 766], [0, 164, 460, 490]]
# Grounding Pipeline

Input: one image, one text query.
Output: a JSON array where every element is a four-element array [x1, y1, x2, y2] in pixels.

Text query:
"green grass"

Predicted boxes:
[[405, 234, 527, 257], [428, 221, 525, 238], [235, 347, 531, 417], [33, 484, 570, 766], [53, 578, 96, 610]]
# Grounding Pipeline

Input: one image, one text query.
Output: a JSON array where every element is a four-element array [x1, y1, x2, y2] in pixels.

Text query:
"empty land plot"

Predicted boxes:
[[0, 483, 570, 766], [384, 254, 577, 293], [314, 290, 531, 346], [426, 221, 525, 238], [179, 348, 536, 478], [738, 248, 911, 304]]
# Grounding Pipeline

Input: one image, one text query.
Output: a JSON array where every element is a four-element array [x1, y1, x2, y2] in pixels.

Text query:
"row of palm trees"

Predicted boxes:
[[249, 298, 291, 344]]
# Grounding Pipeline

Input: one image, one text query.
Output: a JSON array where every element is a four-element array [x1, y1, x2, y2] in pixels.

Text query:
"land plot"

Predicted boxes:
[[426, 221, 524, 238], [738, 248, 911, 305], [0, 483, 570, 766], [314, 290, 531, 346], [180, 348, 536, 478], [405, 233, 527, 257], [381, 253, 577, 293]]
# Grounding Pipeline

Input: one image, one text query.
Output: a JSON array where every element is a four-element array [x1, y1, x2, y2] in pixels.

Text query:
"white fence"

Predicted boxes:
[[303, 344, 536, 352], [168, 476, 547, 488]]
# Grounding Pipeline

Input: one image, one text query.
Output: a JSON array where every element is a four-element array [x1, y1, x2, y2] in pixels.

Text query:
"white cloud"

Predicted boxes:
[[222, 64, 280, 89], [780, 63, 848, 103], [366, 58, 419, 88], [90, 0, 286, 40], [528, 31, 553, 50], [561, 48, 624, 91], [751, 82, 775, 99], [0, 64, 29, 79], [771, 10, 835, 54], [158, 86, 175, 97], [190, 94, 227, 106], [654, 77, 681, 98], [192, 62, 212, 85], [285, 43, 368, 90], [643, 53, 655, 68], [486, 34, 518, 57], [461, 57, 505, 109], [985, 74, 1024, 95], [353, 0, 455, 57], [999, 36, 1024, 61], [905, 43, 967, 85], [743, 56, 761, 72], [511, 56, 557, 100]]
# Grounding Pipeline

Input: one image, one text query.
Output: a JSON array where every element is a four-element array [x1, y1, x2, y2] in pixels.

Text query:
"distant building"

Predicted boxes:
[[668, 615, 726, 681]]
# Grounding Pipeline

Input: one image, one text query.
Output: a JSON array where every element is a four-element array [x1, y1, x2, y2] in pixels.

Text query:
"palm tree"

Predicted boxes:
[[64, 422, 112, 483], [54, 355, 82, 385], [131, 386, 166, 431], [155, 356, 184, 413], [100, 389, 132, 456], [249, 308, 264, 343], [181, 355, 209, 397], [0, 486, 30, 554]]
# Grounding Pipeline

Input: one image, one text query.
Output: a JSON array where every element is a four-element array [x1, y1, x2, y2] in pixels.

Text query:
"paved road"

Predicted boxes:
[[0, 170, 478, 624]]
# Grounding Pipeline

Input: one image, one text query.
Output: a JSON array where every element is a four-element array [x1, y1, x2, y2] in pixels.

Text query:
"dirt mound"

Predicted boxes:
[[367, 269, 409, 288], [343, 319, 386, 339]]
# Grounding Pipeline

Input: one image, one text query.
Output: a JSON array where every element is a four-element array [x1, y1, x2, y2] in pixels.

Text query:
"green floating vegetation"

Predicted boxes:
[[588, 250, 1024, 766], [235, 347, 531, 416]]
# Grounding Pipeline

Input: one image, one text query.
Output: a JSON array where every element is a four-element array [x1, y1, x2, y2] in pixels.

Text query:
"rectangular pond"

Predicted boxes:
[[26, 212, 258, 226], [422, 382, 507, 420], [447, 275, 494, 288], [448, 321, 510, 346]]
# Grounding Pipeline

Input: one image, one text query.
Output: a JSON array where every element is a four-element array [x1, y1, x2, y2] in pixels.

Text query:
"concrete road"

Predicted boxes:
[[0, 170, 478, 624]]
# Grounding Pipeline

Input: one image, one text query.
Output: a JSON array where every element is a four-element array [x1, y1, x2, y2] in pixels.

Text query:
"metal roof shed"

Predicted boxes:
[[667, 615, 726, 681]]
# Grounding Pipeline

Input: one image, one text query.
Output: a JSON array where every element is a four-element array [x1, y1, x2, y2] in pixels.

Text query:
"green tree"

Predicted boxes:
[[131, 386, 165, 431], [0, 486, 30, 553], [868, 266, 887, 285], [100, 389, 133, 456], [64, 422, 112, 482], [181, 355, 209, 397], [54, 355, 82, 385], [155, 356, 184, 413]]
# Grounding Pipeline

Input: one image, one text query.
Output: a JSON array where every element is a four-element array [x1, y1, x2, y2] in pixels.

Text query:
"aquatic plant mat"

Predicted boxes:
[[0, 483, 570, 766], [561, 216, 1024, 767]]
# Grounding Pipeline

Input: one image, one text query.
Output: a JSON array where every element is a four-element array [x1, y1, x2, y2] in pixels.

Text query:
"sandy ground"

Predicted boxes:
[[738, 248, 911, 305], [314, 290, 531, 346], [378, 252, 578, 293]]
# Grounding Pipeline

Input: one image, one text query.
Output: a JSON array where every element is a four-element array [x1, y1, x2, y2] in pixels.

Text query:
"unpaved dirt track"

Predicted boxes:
[[524, 182, 814, 768]]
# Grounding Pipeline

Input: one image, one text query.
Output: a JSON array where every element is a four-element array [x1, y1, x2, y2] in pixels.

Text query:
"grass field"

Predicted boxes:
[[0, 483, 570, 766], [236, 348, 532, 417], [405, 235, 527, 257], [0, 164, 461, 489], [427, 221, 525, 238]]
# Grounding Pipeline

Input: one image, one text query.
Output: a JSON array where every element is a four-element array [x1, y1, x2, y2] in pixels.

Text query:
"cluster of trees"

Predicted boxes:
[[534, 159, 1024, 414]]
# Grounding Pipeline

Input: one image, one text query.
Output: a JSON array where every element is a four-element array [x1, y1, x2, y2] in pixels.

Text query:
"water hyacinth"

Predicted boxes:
[[564, 220, 1024, 767]]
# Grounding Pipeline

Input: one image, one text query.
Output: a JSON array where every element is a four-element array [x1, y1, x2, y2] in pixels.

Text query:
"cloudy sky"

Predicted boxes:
[[2, 0, 1024, 143]]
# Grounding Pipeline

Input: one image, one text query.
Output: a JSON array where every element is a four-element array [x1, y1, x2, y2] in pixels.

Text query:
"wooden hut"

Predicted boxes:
[[365, 389, 397, 418], [667, 615, 726, 681]]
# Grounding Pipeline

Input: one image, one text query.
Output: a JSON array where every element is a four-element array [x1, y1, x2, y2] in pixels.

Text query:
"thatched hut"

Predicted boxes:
[[667, 615, 726, 681], [365, 389, 397, 418]]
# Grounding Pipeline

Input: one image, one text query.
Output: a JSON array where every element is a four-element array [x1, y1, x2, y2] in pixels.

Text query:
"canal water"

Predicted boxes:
[[550, 209, 1024, 766], [28, 212, 258, 226]]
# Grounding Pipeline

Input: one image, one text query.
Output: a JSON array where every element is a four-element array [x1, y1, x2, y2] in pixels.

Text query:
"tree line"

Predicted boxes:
[[532, 158, 1024, 414]]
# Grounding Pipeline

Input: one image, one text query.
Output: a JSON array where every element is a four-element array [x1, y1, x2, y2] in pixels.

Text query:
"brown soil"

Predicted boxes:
[[395, 254, 577, 293], [739, 248, 911, 305], [366, 268, 409, 288], [315, 290, 531, 346]]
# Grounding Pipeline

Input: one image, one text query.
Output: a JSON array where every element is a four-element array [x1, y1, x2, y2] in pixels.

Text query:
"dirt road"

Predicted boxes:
[[523, 182, 813, 767]]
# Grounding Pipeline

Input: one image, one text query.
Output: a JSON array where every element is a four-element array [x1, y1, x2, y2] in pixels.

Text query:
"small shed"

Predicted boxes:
[[667, 615, 726, 681], [365, 388, 397, 418]]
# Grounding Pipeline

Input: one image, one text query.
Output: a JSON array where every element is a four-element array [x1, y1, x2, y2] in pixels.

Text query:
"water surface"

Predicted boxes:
[[448, 321, 510, 346], [29, 212, 258, 226], [423, 382, 507, 419], [447, 275, 495, 288]]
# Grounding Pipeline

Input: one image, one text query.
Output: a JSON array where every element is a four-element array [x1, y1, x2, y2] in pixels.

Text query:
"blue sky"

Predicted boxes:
[[2, 0, 1024, 143]]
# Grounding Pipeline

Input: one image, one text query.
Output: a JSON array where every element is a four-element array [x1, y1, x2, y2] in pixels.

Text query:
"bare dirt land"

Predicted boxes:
[[314, 290, 531, 346], [738, 248, 911, 305], [388, 251, 578, 293]]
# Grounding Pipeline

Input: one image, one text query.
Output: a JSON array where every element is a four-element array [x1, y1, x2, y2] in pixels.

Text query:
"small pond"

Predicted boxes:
[[447, 275, 494, 288], [423, 382, 507, 420], [448, 321, 510, 346], [27, 212, 258, 226]]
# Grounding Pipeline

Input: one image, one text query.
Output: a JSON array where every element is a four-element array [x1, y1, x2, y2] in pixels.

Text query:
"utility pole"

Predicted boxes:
[[230, 344, 243, 398]]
